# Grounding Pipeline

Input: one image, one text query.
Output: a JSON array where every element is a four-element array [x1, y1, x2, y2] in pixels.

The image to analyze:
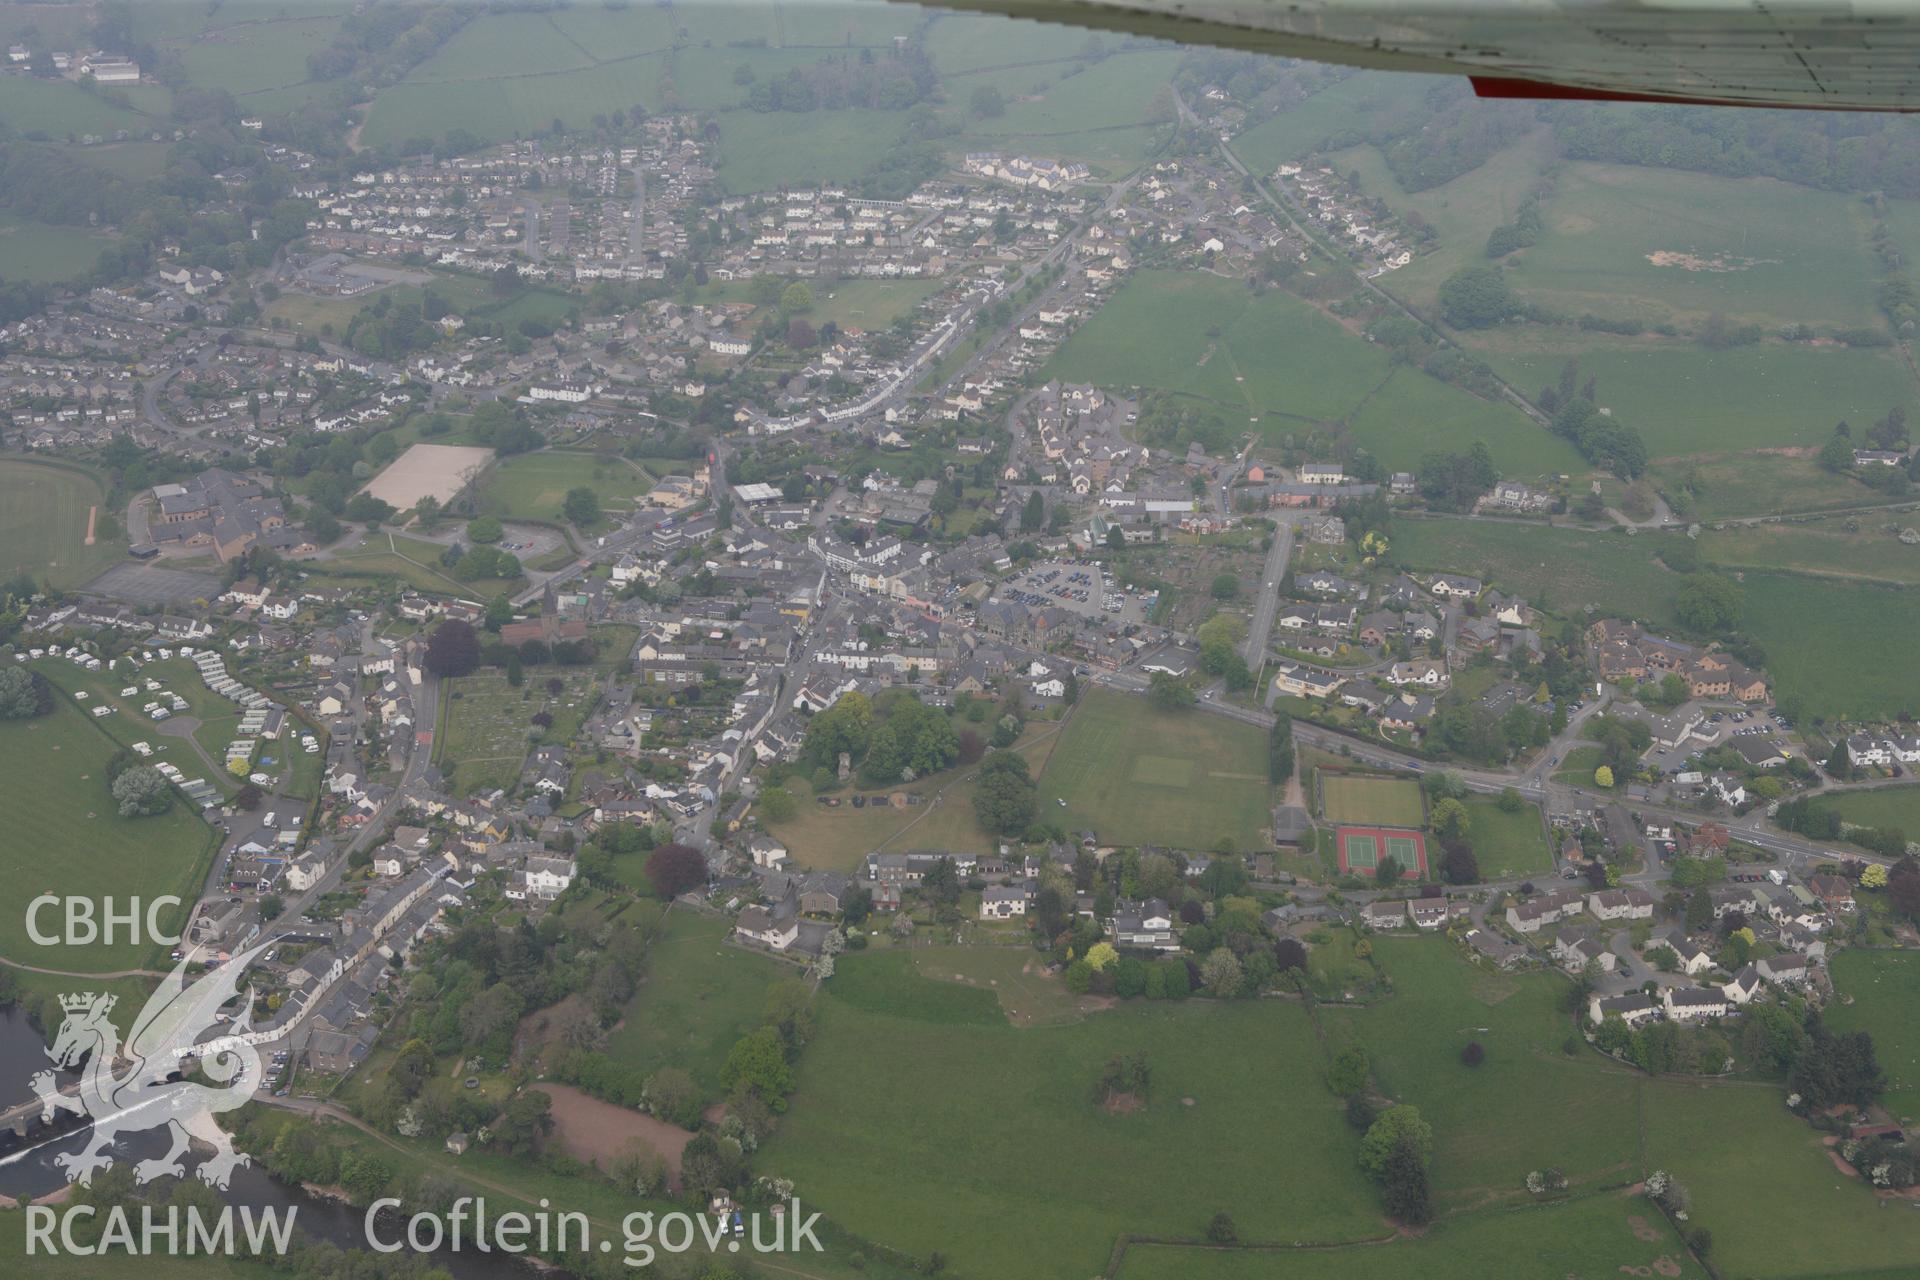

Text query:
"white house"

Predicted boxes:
[[1506, 887, 1585, 934], [1585, 887, 1654, 922], [980, 883, 1030, 920], [1589, 992, 1660, 1028], [1847, 733, 1893, 769], [521, 855, 576, 901], [735, 904, 798, 951], [1663, 986, 1731, 1021], [1657, 935, 1715, 976], [1112, 898, 1179, 950], [1362, 900, 1408, 929], [1722, 965, 1766, 1005], [528, 381, 595, 404], [1757, 952, 1812, 987]]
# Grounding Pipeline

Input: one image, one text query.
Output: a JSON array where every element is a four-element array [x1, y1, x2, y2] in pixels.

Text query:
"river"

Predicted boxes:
[[0, 1005, 549, 1278]]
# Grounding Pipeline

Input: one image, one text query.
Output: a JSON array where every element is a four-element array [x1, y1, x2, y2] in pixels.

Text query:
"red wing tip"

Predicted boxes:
[[1469, 74, 1920, 113]]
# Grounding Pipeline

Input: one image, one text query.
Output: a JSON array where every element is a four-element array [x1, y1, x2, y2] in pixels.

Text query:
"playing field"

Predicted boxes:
[[0, 457, 123, 588], [1319, 772, 1425, 827], [1337, 826, 1428, 877], [1459, 796, 1556, 879], [1039, 689, 1275, 850], [1819, 785, 1920, 834], [0, 693, 215, 973], [360, 443, 496, 511], [476, 450, 653, 525]]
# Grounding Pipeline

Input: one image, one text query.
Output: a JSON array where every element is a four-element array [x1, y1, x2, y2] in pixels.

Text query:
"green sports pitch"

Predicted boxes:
[[1318, 771, 1426, 827], [1338, 826, 1428, 878]]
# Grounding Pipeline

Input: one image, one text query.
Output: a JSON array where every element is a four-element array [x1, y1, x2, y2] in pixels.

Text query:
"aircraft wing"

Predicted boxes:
[[919, 0, 1920, 111]]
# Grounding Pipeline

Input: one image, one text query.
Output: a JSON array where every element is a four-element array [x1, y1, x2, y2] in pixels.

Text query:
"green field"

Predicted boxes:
[[411, 9, 602, 82], [765, 951, 1384, 1280], [1231, 73, 1443, 176], [803, 277, 945, 331], [1047, 270, 1394, 422], [1641, 1077, 1920, 1279], [0, 693, 215, 973], [1345, 365, 1583, 477], [1698, 517, 1920, 586], [30, 655, 247, 801], [1647, 451, 1875, 522], [1044, 268, 1568, 475], [0, 214, 120, 283], [362, 55, 671, 149], [1303, 923, 1379, 998], [0, 457, 123, 587], [1508, 164, 1881, 331], [949, 49, 1182, 173], [1459, 796, 1555, 879], [476, 451, 653, 525], [1394, 518, 1920, 719], [695, 274, 942, 334], [173, 13, 338, 99], [1827, 949, 1920, 1122], [1114, 1190, 1705, 1279], [925, 11, 1098, 73], [602, 910, 791, 1097], [0, 75, 158, 136], [1554, 745, 1612, 789], [69, 141, 175, 181], [1819, 786, 1920, 835], [1737, 573, 1920, 720], [1318, 131, 1557, 317], [1479, 335, 1918, 459], [906, 945, 1100, 1027], [1393, 517, 1686, 625], [1319, 772, 1425, 827], [767, 729, 1062, 870], [1039, 689, 1275, 850], [707, 106, 910, 194], [262, 269, 564, 338], [1325, 937, 1642, 1203], [357, 0, 943, 166]]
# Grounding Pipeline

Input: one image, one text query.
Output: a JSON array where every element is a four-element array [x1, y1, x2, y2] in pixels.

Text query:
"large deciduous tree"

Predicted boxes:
[[111, 765, 172, 817], [644, 843, 707, 898], [971, 751, 1037, 836], [424, 618, 481, 676], [0, 666, 52, 719], [1360, 1105, 1432, 1178]]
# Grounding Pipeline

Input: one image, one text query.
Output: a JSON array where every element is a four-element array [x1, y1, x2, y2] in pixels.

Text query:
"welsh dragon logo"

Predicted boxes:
[[32, 943, 270, 1189]]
